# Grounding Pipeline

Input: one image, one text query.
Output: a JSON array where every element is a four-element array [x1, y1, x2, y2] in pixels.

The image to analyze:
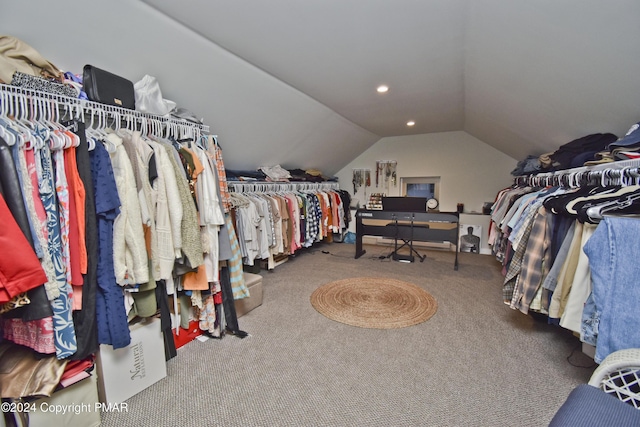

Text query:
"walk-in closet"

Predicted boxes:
[[2, 1, 640, 426]]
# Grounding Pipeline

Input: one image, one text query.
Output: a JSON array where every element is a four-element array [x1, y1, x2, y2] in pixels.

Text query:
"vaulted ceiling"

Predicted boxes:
[[143, 0, 467, 139], [2, 1, 640, 175]]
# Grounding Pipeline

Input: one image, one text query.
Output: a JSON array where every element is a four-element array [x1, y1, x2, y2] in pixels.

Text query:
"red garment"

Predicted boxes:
[[213, 291, 223, 305], [64, 147, 83, 287], [60, 357, 95, 382], [0, 194, 47, 303], [2, 317, 55, 354], [64, 145, 87, 274]]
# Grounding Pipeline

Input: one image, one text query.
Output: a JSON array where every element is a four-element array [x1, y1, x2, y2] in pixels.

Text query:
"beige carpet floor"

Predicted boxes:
[[101, 242, 594, 427]]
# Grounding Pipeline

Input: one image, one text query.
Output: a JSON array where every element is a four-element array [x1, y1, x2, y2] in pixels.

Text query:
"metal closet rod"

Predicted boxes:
[[514, 158, 640, 188], [0, 83, 210, 134], [228, 181, 339, 192]]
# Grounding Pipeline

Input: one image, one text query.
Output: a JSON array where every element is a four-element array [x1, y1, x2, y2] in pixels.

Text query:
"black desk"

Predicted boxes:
[[354, 209, 460, 269]]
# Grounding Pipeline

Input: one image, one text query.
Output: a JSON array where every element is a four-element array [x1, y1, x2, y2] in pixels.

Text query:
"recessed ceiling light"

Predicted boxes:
[[376, 85, 389, 93], [407, 121, 415, 126]]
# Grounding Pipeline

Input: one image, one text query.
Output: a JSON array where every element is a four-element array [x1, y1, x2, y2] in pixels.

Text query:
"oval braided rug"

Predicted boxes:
[[310, 277, 437, 329]]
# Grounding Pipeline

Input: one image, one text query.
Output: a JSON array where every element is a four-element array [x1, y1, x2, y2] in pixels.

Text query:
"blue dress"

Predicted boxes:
[[90, 142, 131, 349]]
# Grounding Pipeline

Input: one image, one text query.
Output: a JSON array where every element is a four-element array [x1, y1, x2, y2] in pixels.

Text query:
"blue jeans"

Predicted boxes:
[[582, 216, 640, 363]]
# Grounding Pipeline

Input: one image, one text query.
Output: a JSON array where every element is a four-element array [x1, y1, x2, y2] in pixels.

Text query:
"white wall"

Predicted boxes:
[[335, 131, 517, 214]]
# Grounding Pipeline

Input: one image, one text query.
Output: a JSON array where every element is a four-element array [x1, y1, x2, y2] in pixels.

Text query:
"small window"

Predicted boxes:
[[401, 177, 440, 199]]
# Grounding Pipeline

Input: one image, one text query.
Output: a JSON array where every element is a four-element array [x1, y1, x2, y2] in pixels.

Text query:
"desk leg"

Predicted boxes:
[[454, 245, 459, 270], [454, 219, 460, 270], [355, 222, 366, 259]]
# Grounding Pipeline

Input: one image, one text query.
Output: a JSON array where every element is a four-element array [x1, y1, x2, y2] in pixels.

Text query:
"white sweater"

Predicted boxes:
[[107, 132, 149, 285], [149, 139, 183, 280]]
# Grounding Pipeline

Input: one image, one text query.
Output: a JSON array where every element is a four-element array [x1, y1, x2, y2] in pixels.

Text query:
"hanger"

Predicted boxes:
[[586, 189, 640, 221], [8, 92, 39, 149], [123, 112, 135, 134], [0, 121, 14, 146], [60, 102, 84, 148], [150, 118, 162, 139], [210, 135, 218, 148], [99, 111, 118, 154], [47, 99, 69, 151], [624, 168, 640, 186], [50, 100, 75, 150], [27, 97, 49, 151], [85, 106, 107, 150], [564, 185, 634, 215], [0, 92, 16, 146], [195, 135, 207, 150]]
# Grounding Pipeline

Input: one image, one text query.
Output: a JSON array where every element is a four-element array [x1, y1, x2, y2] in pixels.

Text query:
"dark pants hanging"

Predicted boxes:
[[219, 266, 247, 337], [70, 121, 99, 360], [155, 280, 177, 361]]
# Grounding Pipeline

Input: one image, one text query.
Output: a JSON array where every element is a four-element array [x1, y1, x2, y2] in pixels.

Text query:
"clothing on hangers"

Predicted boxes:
[[490, 161, 640, 365], [0, 83, 247, 362], [227, 182, 345, 265]]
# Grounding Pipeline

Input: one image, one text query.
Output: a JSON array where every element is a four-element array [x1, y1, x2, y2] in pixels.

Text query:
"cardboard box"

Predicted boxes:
[[28, 375, 101, 427], [235, 273, 263, 318], [95, 317, 167, 404]]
